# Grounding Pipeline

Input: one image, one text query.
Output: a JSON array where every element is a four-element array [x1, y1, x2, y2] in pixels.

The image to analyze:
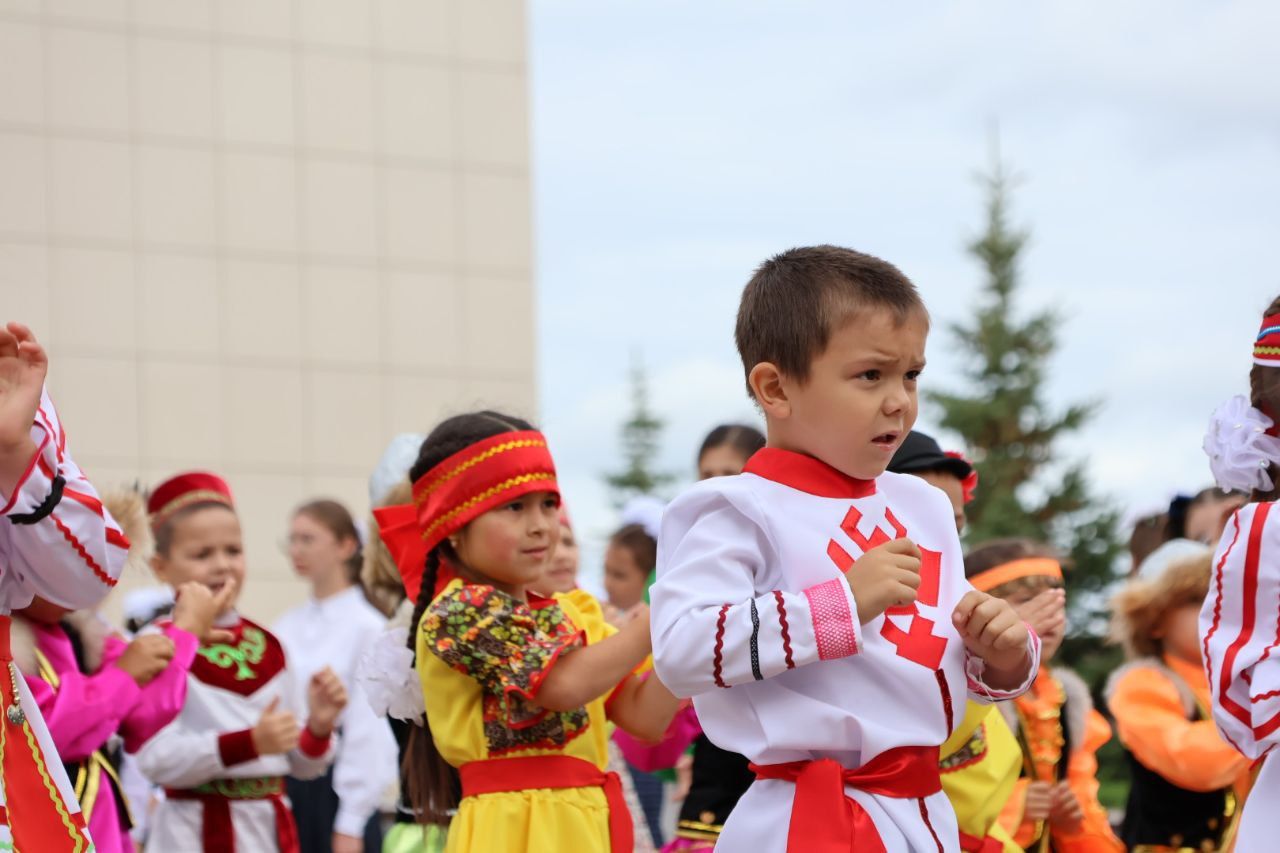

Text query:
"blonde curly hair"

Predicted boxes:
[[1109, 552, 1212, 659], [360, 480, 412, 618]]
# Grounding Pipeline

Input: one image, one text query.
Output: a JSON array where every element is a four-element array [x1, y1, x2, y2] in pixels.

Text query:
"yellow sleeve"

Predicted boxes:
[[1109, 667, 1249, 792]]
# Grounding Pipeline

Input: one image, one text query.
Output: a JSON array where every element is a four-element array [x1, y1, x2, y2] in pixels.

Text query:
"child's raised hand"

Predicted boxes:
[[952, 590, 1031, 676], [116, 634, 176, 686], [1024, 780, 1053, 822], [1048, 781, 1084, 831], [306, 667, 348, 736], [0, 322, 45, 456], [845, 538, 922, 624], [172, 580, 237, 645], [252, 697, 300, 755], [1012, 588, 1066, 641]]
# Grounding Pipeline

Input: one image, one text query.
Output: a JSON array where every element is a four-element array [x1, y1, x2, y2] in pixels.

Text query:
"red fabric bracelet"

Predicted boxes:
[[217, 729, 259, 767], [299, 726, 331, 758]]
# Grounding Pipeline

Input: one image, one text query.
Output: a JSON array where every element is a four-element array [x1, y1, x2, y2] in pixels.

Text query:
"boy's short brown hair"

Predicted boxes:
[[734, 245, 927, 397]]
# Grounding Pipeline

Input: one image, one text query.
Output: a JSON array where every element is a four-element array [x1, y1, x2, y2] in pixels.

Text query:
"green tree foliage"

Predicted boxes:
[[605, 353, 674, 506], [928, 155, 1125, 660]]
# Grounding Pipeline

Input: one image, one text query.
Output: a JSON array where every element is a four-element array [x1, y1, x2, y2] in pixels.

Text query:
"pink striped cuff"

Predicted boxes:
[[804, 579, 859, 660], [966, 624, 1042, 700]]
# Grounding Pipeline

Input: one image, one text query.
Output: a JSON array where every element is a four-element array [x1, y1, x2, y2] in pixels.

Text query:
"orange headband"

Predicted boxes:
[[969, 558, 1062, 593], [373, 430, 559, 602]]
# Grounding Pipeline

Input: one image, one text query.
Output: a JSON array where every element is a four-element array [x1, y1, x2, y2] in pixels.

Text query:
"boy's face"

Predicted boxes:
[[1156, 602, 1203, 665], [914, 470, 966, 533], [766, 307, 927, 480], [152, 506, 246, 616]]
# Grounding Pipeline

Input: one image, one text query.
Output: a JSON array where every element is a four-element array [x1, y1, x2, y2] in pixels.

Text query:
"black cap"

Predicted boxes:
[[888, 430, 972, 480]]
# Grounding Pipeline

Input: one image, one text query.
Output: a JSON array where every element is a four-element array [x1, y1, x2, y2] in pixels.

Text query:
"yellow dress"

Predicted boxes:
[[417, 578, 623, 853], [939, 700, 1022, 852]]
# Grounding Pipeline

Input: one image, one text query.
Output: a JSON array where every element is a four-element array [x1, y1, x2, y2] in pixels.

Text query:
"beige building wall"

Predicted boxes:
[[0, 1, 536, 625]]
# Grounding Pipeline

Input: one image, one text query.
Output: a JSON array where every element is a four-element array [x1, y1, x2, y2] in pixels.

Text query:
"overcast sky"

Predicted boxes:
[[527, 1, 1280, 591]]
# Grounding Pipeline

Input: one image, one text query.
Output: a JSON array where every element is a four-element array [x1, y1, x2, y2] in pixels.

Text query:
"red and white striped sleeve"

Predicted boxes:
[[1200, 502, 1280, 759], [651, 487, 863, 698], [0, 387, 128, 611]]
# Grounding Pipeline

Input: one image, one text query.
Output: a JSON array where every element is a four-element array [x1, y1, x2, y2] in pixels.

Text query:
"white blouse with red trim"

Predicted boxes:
[[1200, 501, 1280, 846], [651, 452, 1039, 853], [0, 387, 128, 614]]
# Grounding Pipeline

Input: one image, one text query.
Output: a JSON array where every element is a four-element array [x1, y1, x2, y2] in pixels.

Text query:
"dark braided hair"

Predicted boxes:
[[401, 410, 535, 825]]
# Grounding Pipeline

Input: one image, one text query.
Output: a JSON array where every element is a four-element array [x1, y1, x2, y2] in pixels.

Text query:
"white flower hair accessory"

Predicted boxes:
[[357, 626, 425, 724], [1203, 395, 1280, 494]]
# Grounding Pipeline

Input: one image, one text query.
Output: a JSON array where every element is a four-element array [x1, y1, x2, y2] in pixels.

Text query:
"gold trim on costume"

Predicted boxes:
[[413, 439, 549, 504]]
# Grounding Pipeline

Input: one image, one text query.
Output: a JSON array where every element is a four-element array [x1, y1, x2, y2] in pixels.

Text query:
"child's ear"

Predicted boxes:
[[749, 362, 791, 420], [150, 552, 169, 584]]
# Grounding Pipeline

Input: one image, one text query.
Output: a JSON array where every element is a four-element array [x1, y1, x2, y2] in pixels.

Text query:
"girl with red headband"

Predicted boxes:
[[0, 322, 132, 852], [374, 411, 680, 852], [1199, 294, 1280, 851], [133, 471, 349, 852]]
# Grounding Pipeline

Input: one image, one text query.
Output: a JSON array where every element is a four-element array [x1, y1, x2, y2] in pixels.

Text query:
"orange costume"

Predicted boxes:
[[1106, 655, 1251, 850], [997, 667, 1122, 852]]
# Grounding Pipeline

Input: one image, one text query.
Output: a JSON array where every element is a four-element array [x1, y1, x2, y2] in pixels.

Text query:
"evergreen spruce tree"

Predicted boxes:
[[605, 353, 674, 506], [928, 155, 1125, 663]]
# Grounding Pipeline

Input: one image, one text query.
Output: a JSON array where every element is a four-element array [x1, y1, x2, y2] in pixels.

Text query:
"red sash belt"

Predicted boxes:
[[750, 745, 943, 853], [958, 829, 1004, 853], [459, 754, 633, 852], [165, 778, 299, 853]]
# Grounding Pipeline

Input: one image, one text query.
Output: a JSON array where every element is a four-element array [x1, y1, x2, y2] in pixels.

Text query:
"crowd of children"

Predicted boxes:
[[1, 252, 1276, 853]]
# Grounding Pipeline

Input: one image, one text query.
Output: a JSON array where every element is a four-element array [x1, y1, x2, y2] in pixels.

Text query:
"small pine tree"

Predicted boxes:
[[605, 353, 675, 506], [928, 152, 1125, 649]]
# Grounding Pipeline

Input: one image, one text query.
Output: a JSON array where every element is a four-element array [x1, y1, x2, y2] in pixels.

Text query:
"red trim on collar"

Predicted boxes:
[[743, 447, 876, 499]]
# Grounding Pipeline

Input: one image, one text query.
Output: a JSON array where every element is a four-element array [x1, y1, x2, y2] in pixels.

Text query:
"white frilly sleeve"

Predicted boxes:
[[651, 487, 863, 699], [0, 388, 128, 612], [1200, 502, 1280, 759]]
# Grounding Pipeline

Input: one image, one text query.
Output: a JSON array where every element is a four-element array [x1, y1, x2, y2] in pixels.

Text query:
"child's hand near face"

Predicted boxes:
[[953, 590, 1031, 681], [1012, 588, 1065, 636], [306, 666, 348, 737], [1011, 588, 1066, 658], [845, 538, 922, 624], [172, 580, 237, 645]]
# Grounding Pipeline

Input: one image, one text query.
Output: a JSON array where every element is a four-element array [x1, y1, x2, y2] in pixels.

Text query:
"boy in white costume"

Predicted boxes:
[[0, 321, 130, 851], [651, 247, 1040, 853]]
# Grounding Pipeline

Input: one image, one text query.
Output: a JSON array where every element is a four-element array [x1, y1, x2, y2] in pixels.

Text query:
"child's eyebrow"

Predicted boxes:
[[846, 353, 927, 367]]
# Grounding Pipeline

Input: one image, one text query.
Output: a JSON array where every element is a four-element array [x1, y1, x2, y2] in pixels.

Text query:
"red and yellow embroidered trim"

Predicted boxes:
[[420, 474, 558, 542], [414, 439, 549, 505]]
